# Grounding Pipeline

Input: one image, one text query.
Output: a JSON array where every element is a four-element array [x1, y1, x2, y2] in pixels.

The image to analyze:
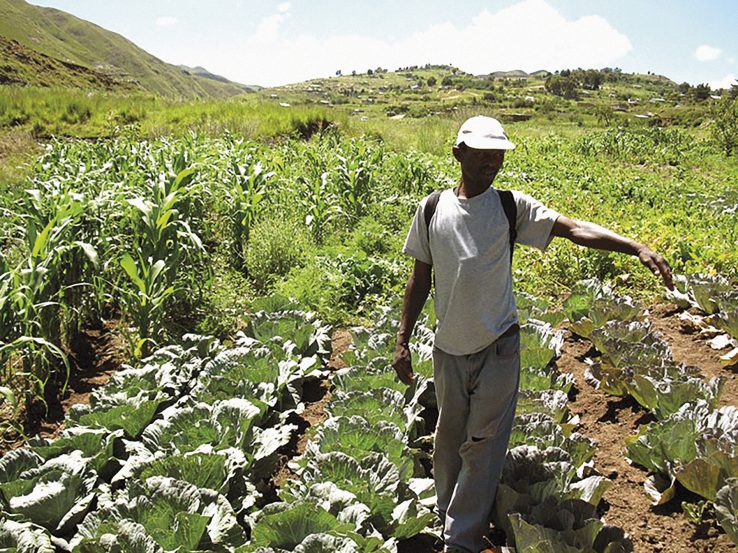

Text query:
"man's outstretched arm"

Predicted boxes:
[[550, 215, 674, 290], [392, 259, 432, 385]]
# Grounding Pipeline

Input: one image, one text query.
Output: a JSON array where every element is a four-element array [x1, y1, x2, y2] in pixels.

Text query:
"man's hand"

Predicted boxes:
[[393, 260, 431, 385], [637, 246, 674, 290], [392, 342, 415, 385], [551, 216, 675, 291]]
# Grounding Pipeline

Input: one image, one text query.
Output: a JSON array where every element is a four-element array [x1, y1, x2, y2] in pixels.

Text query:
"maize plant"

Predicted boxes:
[[335, 140, 380, 221], [121, 165, 204, 357], [118, 254, 176, 358], [297, 171, 341, 243], [0, 186, 94, 419], [225, 157, 273, 266]]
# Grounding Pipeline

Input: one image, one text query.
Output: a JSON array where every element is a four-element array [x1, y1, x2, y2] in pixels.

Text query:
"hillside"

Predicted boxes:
[[0, 36, 138, 91], [258, 64, 701, 130], [0, 0, 256, 98], [178, 65, 261, 90]]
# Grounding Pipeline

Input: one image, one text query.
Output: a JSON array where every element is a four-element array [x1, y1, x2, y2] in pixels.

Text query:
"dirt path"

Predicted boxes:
[[557, 303, 737, 553], [648, 303, 738, 408], [270, 328, 351, 488]]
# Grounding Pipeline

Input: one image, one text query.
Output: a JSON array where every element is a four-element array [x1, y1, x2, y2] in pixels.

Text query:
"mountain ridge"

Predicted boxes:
[[0, 0, 257, 98]]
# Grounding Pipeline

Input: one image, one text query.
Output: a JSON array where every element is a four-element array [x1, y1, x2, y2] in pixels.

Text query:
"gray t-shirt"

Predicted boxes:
[[402, 187, 560, 356]]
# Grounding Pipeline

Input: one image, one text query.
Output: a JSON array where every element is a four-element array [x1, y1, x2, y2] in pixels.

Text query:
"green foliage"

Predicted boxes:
[[546, 75, 579, 99], [244, 214, 313, 292], [195, 252, 253, 338], [710, 95, 738, 156], [119, 157, 205, 357], [348, 216, 395, 256], [224, 154, 273, 265]]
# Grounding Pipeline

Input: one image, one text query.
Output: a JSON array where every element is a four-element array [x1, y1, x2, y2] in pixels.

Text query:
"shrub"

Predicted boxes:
[[195, 254, 253, 338], [277, 250, 407, 324], [710, 96, 738, 156], [244, 214, 313, 291], [348, 216, 392, 256]]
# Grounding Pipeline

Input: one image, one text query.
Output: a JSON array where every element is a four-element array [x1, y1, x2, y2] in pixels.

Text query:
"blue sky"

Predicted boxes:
[[28, 0, 738, 89]]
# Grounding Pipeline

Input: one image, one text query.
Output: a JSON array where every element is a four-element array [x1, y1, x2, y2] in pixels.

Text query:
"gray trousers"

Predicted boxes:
[[432, 325, 520, 553]]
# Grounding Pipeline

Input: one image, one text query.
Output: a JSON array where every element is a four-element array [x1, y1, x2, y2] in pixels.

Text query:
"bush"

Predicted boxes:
[[277, 250, 407, 324], [195, 254, 253, 338], [244, 214, 313, 291], [348, 216, 392, 256], [710, 96, 738, 156], [545, 75, 579, 99], [327, 253, 406, 314]]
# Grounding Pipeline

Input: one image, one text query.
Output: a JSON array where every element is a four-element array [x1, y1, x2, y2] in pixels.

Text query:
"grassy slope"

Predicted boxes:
[[0, 36, 138, 91], [0, 64, 716, 164], [257, 66, 704, 154], [0, 0, 253, 98]]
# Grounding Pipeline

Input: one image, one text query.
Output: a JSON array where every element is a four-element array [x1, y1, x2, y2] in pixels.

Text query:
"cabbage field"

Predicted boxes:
[[1, 125, 738, 551]]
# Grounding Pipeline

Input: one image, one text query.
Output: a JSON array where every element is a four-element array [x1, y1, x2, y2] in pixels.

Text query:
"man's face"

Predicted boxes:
[[453, 144, 505, 182]]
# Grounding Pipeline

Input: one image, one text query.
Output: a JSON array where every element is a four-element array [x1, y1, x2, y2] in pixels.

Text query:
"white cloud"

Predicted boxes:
[[155, 16, 178, 28], [220, 0, 632, 87], [695, 44, 722, 62], [250, 3, 291, 44], [709, 73, 737, 91]]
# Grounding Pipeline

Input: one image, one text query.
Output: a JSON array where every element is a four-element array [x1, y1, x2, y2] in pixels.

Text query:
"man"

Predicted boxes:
[[392, 115, 673, 553]]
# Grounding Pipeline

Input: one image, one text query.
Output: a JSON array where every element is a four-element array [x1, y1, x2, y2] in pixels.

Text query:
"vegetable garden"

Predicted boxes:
[[1, 122, 737, 551]]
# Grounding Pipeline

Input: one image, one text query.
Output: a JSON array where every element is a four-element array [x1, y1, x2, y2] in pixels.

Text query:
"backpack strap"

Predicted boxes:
[[423, 189, 443, 230], [497, 189, 517, 263]]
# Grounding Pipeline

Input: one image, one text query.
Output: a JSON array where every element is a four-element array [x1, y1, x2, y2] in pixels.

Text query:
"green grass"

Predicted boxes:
[[0, 86, 344, 141], [0, 61, 717, 155], [0, 128, 38, 196]]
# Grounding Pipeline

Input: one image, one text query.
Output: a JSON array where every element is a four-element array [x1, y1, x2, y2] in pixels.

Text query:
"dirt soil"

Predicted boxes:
[[0, 322, 124, 455], [557, 302, 738, 553], [269, 329, 351, 488]]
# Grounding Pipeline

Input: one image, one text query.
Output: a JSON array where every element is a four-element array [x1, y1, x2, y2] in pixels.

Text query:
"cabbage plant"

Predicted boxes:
[[626, 401, 738, 507]]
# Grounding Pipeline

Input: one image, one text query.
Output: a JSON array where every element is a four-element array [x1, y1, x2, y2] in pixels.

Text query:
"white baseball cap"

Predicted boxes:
[[455, 115, 516, 150]]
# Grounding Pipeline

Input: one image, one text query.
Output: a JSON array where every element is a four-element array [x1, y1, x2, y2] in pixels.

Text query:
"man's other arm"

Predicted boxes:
[[550, 215, 674, 290], [392, 259, 432, 384]]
